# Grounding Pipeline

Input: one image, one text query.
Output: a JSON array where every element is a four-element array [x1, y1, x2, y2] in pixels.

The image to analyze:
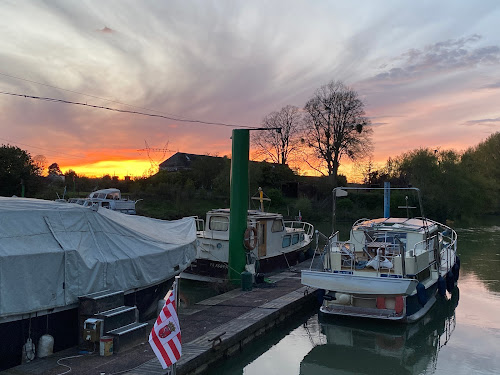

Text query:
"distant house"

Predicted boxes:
[[159, 152, 224, 172]]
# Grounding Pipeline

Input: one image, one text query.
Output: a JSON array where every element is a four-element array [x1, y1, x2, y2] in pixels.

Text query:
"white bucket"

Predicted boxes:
[[37, 334, 54, 358]]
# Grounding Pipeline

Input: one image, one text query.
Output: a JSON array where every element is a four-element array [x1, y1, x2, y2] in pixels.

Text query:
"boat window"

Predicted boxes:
[[272, 219, 284, 232], [99, 193, 106, 199], [106, 194, 114, 199], [209, 216, 229, 231], [300, 234, 304, 242], [292, 234, 299, 245], [282, 235, 291, 248], [102, 202, 110, 208]]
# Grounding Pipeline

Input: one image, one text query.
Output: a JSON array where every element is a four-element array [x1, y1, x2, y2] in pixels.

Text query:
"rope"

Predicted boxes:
[[55, 355, 84, 375]]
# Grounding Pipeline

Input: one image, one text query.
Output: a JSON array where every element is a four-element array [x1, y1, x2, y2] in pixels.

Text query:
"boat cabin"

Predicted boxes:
[[196, 208, 313, 261]]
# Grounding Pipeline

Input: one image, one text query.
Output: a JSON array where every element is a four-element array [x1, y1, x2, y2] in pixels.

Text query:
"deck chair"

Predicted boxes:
[[363, 232, 376, 260], [340, 243, 356, 267]]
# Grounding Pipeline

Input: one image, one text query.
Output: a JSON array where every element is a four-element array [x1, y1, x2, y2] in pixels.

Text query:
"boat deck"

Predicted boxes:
[[1, 261, 318, 375]]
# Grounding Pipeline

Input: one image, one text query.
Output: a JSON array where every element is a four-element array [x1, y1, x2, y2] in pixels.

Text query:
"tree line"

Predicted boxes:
[[1, 132, 498, 224], [363, 132, 500, 222]]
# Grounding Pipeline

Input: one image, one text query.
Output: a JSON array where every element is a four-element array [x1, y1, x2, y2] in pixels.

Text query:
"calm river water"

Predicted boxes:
[[207, 217, 500, 375]]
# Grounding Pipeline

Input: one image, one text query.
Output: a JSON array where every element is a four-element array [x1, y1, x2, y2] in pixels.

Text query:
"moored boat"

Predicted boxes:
[[0, 197, 196, 370], [301, 187, 459, 322], [181, 191, 315, 282], [82, 188, 137, 214]]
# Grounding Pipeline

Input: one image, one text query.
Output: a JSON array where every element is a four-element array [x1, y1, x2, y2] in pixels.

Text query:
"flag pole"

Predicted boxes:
[[171, 276, 180, 375], [149, 276, 182, 371]]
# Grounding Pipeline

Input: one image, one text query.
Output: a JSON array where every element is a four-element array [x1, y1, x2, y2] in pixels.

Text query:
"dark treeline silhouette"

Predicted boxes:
[[2, 132, 498, 224], [364, 132, 500, 222]]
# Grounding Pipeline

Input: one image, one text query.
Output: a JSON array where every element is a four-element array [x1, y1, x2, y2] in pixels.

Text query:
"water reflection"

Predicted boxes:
[[206, 219, 499, 375], [300, 289, 460, 375], [455, 221, 500, 293]]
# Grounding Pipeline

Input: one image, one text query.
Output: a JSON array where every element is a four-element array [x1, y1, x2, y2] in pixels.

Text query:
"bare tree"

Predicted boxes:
[[304, 81, 372, 186], [252, 105, 303, 165], [33, 154, 47, 176]]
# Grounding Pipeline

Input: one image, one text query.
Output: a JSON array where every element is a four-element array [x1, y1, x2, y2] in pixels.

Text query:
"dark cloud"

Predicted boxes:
[[463, 117, 500, 126], [373, 35, 500, 82]]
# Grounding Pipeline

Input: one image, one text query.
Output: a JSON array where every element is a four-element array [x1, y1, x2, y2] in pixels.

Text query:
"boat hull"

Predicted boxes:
[[305, 269, 451, 322], [183, 246, 309, 282]]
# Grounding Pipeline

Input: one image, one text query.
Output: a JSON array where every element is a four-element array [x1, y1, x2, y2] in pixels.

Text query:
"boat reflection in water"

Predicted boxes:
[[300, 288, 459, 375]]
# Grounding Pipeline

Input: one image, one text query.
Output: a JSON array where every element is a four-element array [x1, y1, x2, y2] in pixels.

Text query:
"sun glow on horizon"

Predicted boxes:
[[62, 159, 152, 179]]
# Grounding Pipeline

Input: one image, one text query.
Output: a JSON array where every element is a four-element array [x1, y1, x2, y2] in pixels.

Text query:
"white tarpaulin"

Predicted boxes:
[[0, 197, 196, 318]]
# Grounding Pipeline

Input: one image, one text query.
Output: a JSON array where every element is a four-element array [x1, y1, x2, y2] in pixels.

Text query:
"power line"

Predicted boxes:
[[0, 71, 193, 119], [0, 136, 87, 159], [0, 90, 257, 129]]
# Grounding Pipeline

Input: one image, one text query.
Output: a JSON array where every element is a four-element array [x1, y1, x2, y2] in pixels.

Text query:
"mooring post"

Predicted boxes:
[[228, 129, 249, 284], [384, 181, 390, 218]]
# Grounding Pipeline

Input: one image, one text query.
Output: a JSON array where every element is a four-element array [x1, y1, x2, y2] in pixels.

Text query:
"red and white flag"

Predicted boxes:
[[149, 284, 182, 369]]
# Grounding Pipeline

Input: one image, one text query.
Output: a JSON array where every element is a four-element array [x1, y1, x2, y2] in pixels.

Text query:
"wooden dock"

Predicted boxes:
[[1, 263, 318, 375]]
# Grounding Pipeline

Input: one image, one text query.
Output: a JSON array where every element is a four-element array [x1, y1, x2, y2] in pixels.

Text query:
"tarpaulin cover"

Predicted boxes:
[[0, 197, 196, 318]]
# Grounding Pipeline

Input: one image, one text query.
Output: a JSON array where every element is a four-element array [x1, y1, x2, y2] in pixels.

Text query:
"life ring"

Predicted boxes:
[[243, 226, 258, 250]]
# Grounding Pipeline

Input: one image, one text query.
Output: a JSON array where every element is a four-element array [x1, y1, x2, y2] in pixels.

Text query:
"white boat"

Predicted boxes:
[[181, 191, 315, 282], [79, 188, 138, 214], [301, 187, 459, 322], [0, 197, 196, 370]]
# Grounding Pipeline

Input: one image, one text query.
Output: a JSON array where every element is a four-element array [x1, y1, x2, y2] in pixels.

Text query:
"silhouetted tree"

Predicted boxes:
[[48, 163, 63, 176], [304, 80, 372, 186], [252, 105, 303, 165], [0, 145, 41, 196]]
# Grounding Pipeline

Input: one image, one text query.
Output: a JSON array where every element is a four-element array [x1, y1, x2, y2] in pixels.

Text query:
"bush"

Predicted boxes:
[[266, 188, 285, 207], [295, 197, 313, 220]]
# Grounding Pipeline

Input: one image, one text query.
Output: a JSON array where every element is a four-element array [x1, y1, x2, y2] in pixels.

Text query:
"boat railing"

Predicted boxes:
[[322, 239, 355, 271], [438, 226, 458, 271], [410, 223, 457, 273], [309, 230, 337, 270], [321, 236, 407, 277], [414, 217, 458, 251], [284, 220, 315, 237], [352, 218, 372, 227]]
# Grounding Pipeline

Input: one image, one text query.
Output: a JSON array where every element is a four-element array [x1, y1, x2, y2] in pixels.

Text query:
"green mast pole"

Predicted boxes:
[[228, 129, 249, 284]]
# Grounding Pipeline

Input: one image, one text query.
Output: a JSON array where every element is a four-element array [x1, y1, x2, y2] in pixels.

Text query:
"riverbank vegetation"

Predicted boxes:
[[1, 132, 498, 227], [364, 132, 499, 223]]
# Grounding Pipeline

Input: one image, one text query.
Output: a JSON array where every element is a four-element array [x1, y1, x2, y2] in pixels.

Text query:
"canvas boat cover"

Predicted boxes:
[[0, 197, 196, 318]]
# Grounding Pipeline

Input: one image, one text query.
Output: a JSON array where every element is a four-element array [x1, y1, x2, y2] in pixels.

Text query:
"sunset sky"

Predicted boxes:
[[1, 1, 499, 180]]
